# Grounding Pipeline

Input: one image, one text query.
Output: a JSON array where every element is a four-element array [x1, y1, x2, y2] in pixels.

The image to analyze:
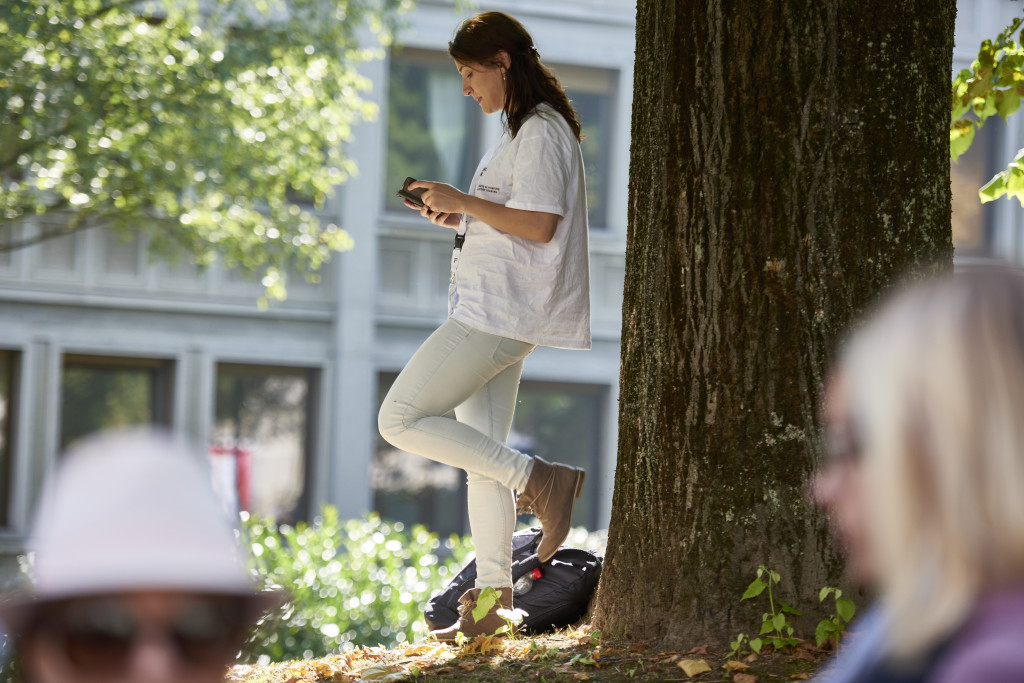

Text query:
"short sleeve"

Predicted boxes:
[[505, 114, 575, 217]]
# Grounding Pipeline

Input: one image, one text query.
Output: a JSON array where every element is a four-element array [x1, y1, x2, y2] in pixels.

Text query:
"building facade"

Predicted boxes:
[[0, 0, 636, 564]]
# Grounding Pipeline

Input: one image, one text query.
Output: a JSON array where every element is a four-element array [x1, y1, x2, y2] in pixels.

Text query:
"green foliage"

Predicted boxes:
[[815, 586, 856, 649], [950, 12, 1024, 208], [0, 0, 413, 299], [729, 565, 804, 658], [242, 506, 471, 663], [950, 15, 1024, 162]]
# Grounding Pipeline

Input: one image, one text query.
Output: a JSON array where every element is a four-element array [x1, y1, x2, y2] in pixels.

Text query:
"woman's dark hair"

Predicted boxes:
[[448, 12, 582, 141]]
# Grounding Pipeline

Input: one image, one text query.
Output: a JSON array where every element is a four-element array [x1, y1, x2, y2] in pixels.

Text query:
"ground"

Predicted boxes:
[[229, 625, 829, 682]]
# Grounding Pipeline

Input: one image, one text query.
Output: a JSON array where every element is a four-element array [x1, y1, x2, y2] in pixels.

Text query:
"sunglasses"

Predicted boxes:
[[25, 595, 248, 675]]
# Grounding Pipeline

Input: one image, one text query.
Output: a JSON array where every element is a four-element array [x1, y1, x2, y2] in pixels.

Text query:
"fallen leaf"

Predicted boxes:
[[792, 649, 818, 662], [744, 653, 759, 663], [678, 658, 712, 677], [724, 660, 750, 672], [733, 674, 758, 683], [459, 662, 476, 672], [687, 645, 711, 655], [359, 663, 406, 681], [401, 643, 446, 658], [574, 675, 591, 681]]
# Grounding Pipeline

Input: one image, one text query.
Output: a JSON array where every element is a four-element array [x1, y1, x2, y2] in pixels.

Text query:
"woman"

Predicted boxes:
[[812, 268, 1024, 682], [377, 12, 591, 641]]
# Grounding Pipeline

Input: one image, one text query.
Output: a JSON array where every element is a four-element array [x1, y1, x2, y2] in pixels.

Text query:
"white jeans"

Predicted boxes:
[[378, 318, 537, 589]]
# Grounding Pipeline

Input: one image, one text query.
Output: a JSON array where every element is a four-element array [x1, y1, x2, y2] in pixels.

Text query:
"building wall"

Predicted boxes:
[[0, 0, 636, 562]]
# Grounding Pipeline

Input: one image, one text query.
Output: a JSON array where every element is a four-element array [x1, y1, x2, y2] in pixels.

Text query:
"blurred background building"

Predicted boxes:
[[1, 0, 1021, 563]]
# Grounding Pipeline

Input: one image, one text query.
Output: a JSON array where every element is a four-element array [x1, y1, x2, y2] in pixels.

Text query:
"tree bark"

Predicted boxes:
[[592, 0, 955, 646]]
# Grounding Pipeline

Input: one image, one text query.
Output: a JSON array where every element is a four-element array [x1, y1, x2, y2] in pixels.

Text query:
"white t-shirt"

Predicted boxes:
[[449, 104, 591, 350]]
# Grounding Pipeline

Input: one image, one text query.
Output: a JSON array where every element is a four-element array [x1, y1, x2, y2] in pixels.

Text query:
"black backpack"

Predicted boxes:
[[424, 527, 603, 634]]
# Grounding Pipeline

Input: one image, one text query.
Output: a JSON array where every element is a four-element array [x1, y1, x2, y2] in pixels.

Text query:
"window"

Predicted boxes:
[[60, 355, 174, 450], [384, 49, 617, 229], [554, 64, 617, 229], [384, 48, 485, 212], [510, 381, 605, 529], [213, 364, 317, 523], [373, 374, 605, 535], [952, 115, 1006, 255], [0, 350, 18, 528]]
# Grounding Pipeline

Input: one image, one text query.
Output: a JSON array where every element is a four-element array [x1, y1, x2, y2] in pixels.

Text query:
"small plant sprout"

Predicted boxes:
[[815, 587, 857, 648], [732, 564, 803, 655]]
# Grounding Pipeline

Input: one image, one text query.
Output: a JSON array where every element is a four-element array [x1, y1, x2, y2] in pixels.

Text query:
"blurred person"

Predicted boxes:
[[378, 11, 590, 641], [0, 429, 273, 683], [812, 267, 1024, 682]]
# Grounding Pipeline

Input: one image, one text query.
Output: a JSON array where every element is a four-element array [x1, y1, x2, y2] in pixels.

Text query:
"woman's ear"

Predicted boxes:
[[496, 50, 511, 72]]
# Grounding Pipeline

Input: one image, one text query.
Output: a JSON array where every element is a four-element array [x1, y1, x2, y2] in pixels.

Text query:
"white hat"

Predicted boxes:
[[24, 429, 259, 601]]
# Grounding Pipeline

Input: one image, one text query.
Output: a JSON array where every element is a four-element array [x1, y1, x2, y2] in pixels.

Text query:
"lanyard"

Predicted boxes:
[[450, 231, 465, 284]]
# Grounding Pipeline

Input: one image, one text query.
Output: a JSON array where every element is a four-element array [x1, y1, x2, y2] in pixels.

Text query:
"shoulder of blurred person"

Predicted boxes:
[[927, 586, 1024, 683]]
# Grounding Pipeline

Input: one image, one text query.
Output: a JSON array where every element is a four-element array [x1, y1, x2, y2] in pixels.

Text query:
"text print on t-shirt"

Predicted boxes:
[[476, 184, 501, 195]]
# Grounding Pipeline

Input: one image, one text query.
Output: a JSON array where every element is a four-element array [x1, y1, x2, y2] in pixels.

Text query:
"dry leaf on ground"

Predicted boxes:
[[678, 658, 712, 676], [734, 673, 758, 683], [724, 660, 750, 672]]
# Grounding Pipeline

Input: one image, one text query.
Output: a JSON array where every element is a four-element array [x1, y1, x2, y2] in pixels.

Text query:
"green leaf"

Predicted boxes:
[[779, 600, 803, 616], [980, 171, 1007, 202], [473, 586, 498, 624], [749, 638, 763, 654], [815, 620, 833, 647], [836, 598, 857, 623], [1000, 90, 1024, 119], [772, 613, 787, 633], [950, 119, 976, 161], [742, 577, 768, 600]]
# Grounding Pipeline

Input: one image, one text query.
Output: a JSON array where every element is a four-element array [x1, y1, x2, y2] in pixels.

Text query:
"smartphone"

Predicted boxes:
[[397, 177, 427, 208]]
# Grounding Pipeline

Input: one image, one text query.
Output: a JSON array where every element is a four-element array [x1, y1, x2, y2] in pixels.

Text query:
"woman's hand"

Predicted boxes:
[[405, 179, 557, 242], [402, 181, 463, 230], [410, 181, 467, 215]]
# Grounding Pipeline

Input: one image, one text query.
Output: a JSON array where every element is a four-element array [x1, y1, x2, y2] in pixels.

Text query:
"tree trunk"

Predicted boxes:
[[592, 0, 955, 646]]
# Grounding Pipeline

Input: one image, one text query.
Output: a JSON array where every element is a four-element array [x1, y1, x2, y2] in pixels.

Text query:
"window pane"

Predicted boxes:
[[373, 374, 605, 534], [60, 356, 172, 450], [952, 115, 1005, 255], [385, 49, 484, 210], [555, 64, 616, 229], [510, 381, 604, 530], [0, 350, 15, 528], [374, 373, 467, 536], [214, 365, 314, 523], [570, 89, 612, 229]]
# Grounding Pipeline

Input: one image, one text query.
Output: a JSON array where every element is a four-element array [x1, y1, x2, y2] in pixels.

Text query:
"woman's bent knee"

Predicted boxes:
[[377, 400, 406, 447]]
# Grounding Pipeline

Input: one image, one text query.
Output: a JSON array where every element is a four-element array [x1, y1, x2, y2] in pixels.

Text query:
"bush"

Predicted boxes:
[[242, 506, 472, 663]]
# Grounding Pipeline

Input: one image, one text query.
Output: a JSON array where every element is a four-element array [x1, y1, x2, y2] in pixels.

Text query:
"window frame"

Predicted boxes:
[[59, 353, 176, 451], [213, 362, 320, 522]]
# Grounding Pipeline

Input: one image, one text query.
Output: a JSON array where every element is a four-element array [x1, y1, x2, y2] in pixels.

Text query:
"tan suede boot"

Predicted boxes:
[[516, 456, 586, 562], [429, 587, 515, 642]]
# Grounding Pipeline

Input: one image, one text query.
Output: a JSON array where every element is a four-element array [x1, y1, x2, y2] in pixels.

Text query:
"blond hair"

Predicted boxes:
[[840, 267, 1024, 659]]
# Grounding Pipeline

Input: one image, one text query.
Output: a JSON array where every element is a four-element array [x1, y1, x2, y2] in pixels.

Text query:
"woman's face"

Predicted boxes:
[[811, 374, 876, 585], [455, 58, 506, 115]]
